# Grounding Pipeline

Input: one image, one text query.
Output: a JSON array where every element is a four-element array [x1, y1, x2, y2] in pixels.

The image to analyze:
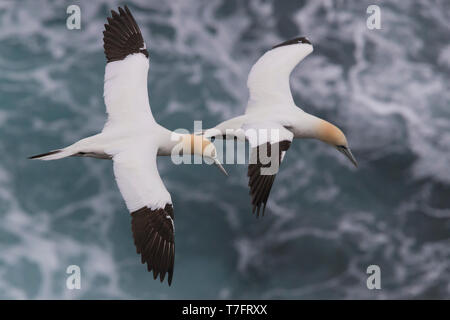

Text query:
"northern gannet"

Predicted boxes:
[[203, 37, 357, 217], [29, 6, 227, 286]]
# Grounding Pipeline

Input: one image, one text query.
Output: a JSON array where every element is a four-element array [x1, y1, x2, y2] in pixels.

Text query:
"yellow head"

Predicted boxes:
[[181, 134, 227, 175], [317, 120, 357, 167], [181, 134, 215, 157]]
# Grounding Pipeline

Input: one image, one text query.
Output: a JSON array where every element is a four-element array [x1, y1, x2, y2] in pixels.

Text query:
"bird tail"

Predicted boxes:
[[28, 148, 74, 160], [28, 134, 106, 161]]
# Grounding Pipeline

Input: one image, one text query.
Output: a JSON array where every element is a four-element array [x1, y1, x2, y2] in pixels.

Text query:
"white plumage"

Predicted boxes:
[[103, 54, 155, 124], [113, 144, 171, 212], [246, 42, 313, 112], [29, 6, 226, 286], [204, 37, 357, 217]]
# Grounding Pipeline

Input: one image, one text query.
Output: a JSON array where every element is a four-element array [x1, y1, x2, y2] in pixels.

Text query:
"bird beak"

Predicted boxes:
[[337, 146, 358, 168], [213, 158, 228, 176]]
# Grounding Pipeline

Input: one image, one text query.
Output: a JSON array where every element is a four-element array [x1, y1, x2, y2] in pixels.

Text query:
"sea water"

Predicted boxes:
[[0, 0, 450, 299]]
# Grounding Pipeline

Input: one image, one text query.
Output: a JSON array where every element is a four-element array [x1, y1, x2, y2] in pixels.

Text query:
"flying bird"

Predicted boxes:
[[203, 37, 357, 217], [29, 6, 227, 286]]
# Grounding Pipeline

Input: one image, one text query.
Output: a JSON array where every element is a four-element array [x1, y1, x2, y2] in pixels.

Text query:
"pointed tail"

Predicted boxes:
[[28, 149, 73, 160]]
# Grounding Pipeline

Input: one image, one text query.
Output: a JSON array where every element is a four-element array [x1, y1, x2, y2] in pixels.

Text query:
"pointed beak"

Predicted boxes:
[[213, 158, 228, 176], [338, 146, 358, 168]]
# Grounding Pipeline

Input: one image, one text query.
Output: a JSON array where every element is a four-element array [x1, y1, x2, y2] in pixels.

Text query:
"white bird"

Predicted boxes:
[[29, 6, 227, 286], [203, 37, 357, 217]]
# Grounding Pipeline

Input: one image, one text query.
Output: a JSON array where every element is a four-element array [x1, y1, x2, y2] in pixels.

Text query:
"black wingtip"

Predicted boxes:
[[131, 206, 175, 286], [247, 140, 292, 218], [262, 203, 267, 216], [28, 150, 61, 159], [272, 36, 312, 49], [111, 9, 119, 18], [103, 6, 148, 62]]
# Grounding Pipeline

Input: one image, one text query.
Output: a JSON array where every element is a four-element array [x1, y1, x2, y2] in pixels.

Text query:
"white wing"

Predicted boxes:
[[113, 143, 175, 285], [113, 145, 171, 212], [102, 6, 155, 126], [102, 6, 174, 286], [246, 38, 313, 114], [103, 55, 155, 124]]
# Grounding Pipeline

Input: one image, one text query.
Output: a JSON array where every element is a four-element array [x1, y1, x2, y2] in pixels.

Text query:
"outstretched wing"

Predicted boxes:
[[113, 146, 174, 285], [102, 6, 155, 125], [245, 123, 293, 217], [245, 37, 313, 114]]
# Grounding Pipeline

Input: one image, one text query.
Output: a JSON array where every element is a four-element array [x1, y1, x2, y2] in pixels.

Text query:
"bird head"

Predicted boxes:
[[317, 120, 358, 167], [182, 134, 228, 176]]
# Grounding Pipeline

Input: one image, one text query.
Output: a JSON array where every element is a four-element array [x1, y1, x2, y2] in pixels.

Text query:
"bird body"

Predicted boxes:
[[204, 37, 357, 216], [29, 6, 226, 285], [28, 6, 357, 285]]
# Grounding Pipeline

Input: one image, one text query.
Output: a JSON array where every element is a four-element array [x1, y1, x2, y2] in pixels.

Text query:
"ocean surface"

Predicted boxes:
[[1, 0, 450, 299]]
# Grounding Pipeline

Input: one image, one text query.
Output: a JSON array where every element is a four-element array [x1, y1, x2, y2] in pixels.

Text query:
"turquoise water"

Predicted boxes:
[[1, 0, 450, 299]]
